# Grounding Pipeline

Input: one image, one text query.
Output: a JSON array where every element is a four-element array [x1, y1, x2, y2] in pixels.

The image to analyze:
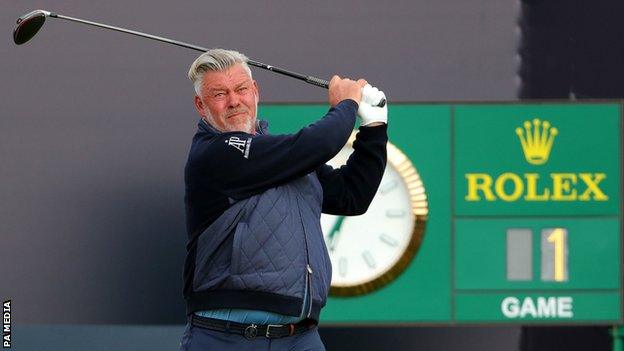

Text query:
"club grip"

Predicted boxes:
[[306, 76, 386, 107], [306, 76, 329, 88]]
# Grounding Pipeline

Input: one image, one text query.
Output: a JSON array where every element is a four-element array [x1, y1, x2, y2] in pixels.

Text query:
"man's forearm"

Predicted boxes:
[[318, 124, 388, 215]]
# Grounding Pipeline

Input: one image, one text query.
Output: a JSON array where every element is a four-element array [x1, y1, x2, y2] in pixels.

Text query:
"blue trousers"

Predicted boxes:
[[179, 322, 326, 351]]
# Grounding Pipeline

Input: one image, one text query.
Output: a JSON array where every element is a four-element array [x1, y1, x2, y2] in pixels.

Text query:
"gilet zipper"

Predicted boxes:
[[297, 196, 313, 318]]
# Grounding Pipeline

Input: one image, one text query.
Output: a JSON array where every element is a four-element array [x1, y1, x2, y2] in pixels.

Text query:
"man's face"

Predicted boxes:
[[194, 63, 259, 134]]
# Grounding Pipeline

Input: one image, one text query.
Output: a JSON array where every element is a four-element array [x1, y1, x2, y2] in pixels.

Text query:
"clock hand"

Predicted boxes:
[[327, 215, 346, 251]]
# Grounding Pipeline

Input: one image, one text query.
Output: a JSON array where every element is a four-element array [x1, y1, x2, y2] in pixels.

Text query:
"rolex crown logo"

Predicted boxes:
[[515, 118, 558, 165]]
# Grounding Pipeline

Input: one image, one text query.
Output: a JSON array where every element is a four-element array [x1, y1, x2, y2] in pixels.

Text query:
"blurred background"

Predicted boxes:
[[1, 0, 622, 350]]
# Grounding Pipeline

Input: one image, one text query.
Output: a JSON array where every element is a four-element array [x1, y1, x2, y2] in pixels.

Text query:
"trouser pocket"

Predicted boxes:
[[179, 322, 193, 351]]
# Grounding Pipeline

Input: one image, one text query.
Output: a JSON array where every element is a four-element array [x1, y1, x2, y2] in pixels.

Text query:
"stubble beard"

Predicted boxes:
[[204, 101, 258, 135]]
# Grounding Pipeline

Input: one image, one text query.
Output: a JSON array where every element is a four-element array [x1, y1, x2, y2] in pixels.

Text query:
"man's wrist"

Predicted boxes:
[[361, 121, 385, 127], [342, 98, 359, 107]]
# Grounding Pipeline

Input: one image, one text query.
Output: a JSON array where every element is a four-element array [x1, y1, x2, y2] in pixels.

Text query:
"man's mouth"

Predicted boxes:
[[226, 109, 248, 119], [225, 109, 247, 119]]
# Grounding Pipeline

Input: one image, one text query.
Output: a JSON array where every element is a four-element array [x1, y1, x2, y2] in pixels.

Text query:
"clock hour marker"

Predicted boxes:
[[379, 180, 398, 194], [362, 251, 376, 269], [380, 234, 398, 247], [386, 209, 406, 218], [339, 257, 347, 277]]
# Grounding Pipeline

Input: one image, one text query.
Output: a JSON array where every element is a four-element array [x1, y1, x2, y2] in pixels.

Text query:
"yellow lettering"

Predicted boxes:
[[465, 174, 496, 201], [547, 229, 566, 282], [524, 173, 550, 201], [495, 173, 523, 202], [578, 173, 608, 201], [551, 173, 577, 201], [464, 172, 608, 202]]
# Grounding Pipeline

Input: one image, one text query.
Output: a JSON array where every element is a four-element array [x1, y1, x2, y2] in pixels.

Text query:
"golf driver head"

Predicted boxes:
[[13, 10, 51, 45]]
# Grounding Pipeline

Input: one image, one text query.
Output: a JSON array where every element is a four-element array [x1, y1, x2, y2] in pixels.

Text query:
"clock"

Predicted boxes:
[[321, 131, 428, 296]]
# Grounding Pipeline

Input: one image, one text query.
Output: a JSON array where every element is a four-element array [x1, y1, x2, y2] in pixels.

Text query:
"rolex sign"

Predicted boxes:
[[453, 104, 620, 323], [455, 104, 619, 216]]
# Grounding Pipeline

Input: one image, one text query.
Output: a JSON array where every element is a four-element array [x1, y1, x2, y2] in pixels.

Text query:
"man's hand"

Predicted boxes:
[[357, 84, 388, 126], [328, 75, 367, 107]]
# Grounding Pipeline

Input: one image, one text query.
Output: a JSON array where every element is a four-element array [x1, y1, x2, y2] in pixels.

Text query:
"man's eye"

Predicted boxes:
[[214, 92, 225, 98], [238, 87, 248, 92]]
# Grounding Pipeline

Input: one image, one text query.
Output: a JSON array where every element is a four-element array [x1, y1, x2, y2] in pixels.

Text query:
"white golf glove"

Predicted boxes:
[[357, 84, 387, 126]]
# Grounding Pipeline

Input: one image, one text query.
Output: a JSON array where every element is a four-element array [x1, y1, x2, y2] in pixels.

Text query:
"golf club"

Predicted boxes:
[[13, 9, 386, 107]]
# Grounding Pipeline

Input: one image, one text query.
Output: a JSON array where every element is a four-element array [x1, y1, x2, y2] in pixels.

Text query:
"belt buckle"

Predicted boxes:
[[244, 324, 258, 339], [265, 324, 284, 338]]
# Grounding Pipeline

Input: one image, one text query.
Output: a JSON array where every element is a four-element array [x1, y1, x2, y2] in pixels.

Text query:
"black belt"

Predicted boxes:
[[190, 314, 315, 339]]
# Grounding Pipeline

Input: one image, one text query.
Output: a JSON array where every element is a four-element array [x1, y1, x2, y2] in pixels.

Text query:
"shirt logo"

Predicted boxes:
[[226, 136, 252, 159]]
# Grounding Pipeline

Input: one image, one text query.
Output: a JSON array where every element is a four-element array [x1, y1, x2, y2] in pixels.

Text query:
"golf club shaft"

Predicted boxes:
[[46, 11, 385, 106], [51, 12, 330, 88]]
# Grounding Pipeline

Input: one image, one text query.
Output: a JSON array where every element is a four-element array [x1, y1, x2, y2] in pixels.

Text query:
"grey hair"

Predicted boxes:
[[188, 48, 252, 96]]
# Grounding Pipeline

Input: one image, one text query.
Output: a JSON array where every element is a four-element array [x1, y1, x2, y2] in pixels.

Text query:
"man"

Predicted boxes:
[[179, 48, 388, 350]]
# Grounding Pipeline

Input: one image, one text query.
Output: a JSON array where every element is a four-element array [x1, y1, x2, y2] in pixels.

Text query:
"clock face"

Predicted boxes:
[[321, 133, 428, 296]]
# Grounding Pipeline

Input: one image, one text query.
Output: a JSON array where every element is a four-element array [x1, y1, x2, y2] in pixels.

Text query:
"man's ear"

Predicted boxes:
[[193, 95, 205, 117]]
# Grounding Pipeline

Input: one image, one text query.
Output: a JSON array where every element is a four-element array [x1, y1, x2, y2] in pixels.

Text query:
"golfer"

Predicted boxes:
[[179, 48, 388, 350]]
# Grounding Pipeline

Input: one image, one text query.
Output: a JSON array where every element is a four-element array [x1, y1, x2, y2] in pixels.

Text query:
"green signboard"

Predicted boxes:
[[261, 102, 622, 325]]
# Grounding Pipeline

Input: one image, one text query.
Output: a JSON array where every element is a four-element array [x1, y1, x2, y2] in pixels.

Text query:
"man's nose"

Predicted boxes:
[[227, 92, 241, 107]]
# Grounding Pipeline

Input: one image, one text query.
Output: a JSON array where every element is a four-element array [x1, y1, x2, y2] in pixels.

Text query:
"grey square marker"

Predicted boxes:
[[507, 229, 533, 281]]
